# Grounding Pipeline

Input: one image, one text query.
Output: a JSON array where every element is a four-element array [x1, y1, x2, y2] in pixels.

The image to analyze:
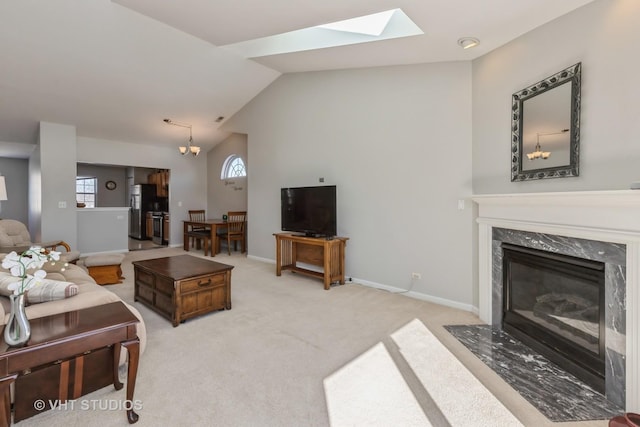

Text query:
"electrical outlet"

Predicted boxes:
[[411, 272, 421, 280]]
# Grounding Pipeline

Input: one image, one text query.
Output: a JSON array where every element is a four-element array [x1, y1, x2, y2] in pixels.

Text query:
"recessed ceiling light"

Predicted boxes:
[[457, 37, 480, 49]]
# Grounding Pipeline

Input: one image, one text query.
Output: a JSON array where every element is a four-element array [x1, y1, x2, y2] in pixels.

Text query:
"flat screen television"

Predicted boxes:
[[281, 185, 337, 237]]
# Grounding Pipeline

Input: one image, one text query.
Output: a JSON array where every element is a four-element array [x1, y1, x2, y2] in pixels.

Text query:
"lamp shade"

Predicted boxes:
[[0, 176, 7, 201]]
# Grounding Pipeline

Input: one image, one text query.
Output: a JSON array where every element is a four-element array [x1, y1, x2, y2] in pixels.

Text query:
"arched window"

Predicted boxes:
[[221, 155, 247, 179]]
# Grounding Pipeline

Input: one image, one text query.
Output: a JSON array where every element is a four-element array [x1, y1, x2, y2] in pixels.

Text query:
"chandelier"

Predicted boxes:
[[527, 129, 569, 161], [163, 119, 201, 156], [526, 138, 550, 160]]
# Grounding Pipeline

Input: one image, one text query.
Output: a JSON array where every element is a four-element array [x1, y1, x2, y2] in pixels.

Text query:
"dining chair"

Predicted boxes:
[[187, 210, 207, 251], [216, 211, 246, 255]]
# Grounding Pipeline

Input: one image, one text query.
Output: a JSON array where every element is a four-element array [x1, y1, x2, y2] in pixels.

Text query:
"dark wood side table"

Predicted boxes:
[[133, 255, 233, 327], [0, 301, 140, 425]]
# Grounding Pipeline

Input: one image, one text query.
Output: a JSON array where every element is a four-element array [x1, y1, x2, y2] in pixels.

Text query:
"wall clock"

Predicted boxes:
[[105, 180, 117, 190]]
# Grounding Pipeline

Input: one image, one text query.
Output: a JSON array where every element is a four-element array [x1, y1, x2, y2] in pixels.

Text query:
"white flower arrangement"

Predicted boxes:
[[1, 246, 67, 295]]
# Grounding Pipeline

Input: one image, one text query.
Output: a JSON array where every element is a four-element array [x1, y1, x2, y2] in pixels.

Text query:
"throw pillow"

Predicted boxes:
[[0, 273, 78, 304]]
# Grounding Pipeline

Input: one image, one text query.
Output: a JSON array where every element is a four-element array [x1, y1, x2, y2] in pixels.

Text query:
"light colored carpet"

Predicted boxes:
[[324, 342, 431, 426], [17, 247, 609, 427], [392, 319, 523, 427]]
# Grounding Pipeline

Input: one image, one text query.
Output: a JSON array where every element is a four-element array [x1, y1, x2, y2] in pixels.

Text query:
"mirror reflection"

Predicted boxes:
[[511, 63, 581, 181]]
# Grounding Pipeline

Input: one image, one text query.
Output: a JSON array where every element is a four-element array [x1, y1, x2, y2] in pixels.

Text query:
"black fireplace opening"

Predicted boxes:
[[502, 243, 606, 393]]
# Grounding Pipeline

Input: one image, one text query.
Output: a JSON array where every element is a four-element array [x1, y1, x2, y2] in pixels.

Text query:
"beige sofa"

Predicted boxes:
[[0, 259, 147, 362], [0, 219, 81, 264]]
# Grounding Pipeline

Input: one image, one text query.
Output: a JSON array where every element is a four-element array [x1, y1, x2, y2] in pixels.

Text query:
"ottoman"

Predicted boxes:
[[84, 253, 126, 285]]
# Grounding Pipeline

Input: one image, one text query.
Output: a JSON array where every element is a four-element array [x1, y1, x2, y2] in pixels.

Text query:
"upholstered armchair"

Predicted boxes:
[[0, 219, 80, 263]]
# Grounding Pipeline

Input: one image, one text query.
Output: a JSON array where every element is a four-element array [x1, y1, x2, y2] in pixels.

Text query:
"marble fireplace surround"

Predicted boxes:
[[472, 190, 640, 412]]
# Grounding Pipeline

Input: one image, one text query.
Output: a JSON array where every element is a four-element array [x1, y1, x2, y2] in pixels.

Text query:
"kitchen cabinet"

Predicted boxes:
[[145, 212, 153, 239], [148, 170, 169, 198], [163, 214, 170, 245]]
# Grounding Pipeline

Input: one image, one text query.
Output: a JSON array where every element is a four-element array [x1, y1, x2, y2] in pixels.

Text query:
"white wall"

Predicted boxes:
[[225, 62, 474, 307], [207, 133, 248, 219], [28, 139, 41, 240], [76, 136, 208, 246], [37, 122, 78, 247], [472, 0, 640, 194]]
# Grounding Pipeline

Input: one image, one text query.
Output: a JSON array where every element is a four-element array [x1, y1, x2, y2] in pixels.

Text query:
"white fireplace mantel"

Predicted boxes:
[[472, 190, 640, 411]]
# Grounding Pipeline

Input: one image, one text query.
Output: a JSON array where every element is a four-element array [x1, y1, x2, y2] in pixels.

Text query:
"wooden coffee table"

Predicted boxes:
[[133, 255, 234, 327], [0, 301, 140, 424]]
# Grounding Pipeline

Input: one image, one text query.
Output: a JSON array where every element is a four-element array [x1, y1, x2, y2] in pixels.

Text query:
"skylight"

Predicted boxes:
[[316, 9, 396, 37], [221, 9, 423, 59]]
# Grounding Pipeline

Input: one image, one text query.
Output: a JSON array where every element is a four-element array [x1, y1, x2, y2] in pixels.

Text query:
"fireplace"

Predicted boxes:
[[502, 243, 605, 392], [472, 190, 639, 410]]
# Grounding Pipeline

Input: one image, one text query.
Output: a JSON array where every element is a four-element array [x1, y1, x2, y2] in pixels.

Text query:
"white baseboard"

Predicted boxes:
[[352, 278, 475, 313], [80, 249, 128, 257], [248, 254, 275, 264], [251, 256, 474, 314]]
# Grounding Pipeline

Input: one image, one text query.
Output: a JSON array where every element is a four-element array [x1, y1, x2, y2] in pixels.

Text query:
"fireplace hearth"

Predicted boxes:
[[502, 243, 605, 392]]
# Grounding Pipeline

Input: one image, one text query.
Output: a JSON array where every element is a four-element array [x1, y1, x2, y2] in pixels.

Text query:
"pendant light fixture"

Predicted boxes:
[[163, 119, 201, 156], [527, 129, 569, 161], [527, 136, 551, 160]]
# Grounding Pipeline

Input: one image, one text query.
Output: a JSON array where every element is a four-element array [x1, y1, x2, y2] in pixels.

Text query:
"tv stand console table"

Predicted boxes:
[[274, 233, 348, 290]]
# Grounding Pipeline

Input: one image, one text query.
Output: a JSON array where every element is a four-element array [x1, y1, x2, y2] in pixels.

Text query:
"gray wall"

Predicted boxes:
[[1, 129, 207, 250], [207, 133, 248, 219], [0, 158, 28, 224], [3, 0, 633, 312], [76, 136, 208, 246], [225, 62, 474, 308], [77, 163, 127, 207], [472, 0, 640, 194]]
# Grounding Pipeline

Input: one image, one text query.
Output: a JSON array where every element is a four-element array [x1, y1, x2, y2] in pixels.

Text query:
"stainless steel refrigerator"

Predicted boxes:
[[129, 184, 157, 240]]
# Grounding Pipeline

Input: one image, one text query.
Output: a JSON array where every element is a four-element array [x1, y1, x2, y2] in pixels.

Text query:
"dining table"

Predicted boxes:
[[183, 218, 227, 257]]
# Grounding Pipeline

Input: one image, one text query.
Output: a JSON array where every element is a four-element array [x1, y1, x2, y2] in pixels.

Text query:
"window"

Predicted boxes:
[[76, 177, 97, 208], [221, 155, 247, 179]]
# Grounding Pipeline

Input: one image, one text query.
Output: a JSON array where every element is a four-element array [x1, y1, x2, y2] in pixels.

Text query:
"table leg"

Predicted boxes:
[[0, 374, 17, 427], [183, 222, 189, 251], [211, 224, 218, 257], [226, 271, 232, 310], [339, 240, 346, 285], [113, 342, 123, 390], [121, 338, 140, 424], [275, 236, 282, 276], [323, 241, 331, 290]]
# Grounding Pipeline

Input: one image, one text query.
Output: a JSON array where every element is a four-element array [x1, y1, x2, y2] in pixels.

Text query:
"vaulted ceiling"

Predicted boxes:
[[0, 0, 595, 156]]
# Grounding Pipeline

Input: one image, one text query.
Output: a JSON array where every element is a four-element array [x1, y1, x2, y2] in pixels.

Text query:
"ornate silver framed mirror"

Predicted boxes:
[[511, 63, 581, 181]]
